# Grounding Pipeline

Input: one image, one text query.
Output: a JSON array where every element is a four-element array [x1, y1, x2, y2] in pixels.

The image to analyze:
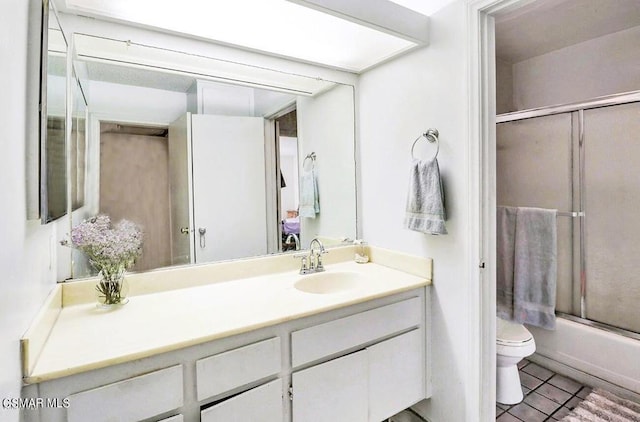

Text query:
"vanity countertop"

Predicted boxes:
[[23, 250, 431, 384]]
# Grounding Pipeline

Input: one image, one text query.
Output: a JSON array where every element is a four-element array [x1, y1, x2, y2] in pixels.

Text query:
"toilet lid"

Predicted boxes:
[[497, 317, 533, 344]]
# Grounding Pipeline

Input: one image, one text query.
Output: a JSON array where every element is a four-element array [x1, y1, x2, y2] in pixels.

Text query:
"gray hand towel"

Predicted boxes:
[[497, 206, 517, 321], [299, 168, 319, 218], [404, 158, 447, 235], [514, 207, 558, 330]]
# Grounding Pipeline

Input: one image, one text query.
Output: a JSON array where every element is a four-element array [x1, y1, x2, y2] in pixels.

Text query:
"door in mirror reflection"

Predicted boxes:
[[276, 109, 300, 252], [191, 114, 268, 262]]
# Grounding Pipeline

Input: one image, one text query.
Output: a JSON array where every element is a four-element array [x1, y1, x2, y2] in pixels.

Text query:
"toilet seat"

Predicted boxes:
[[497, 317, 533, 344]]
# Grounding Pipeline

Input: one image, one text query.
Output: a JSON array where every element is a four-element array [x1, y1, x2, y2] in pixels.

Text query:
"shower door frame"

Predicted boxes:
[[496, 89, 640, 341]]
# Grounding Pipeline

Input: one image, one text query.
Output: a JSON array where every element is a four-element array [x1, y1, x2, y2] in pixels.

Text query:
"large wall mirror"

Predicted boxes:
[[65, 32, 357, 280]]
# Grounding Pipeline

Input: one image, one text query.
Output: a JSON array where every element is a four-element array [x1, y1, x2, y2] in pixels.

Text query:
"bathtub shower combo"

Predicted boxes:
[[496, 92, 640, 397]]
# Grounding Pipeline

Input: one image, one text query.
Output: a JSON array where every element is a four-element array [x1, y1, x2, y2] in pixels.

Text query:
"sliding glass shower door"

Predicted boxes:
[[496, 100, 640, 335], [496, 113, 576, 316], [583, 102, 640, 333]]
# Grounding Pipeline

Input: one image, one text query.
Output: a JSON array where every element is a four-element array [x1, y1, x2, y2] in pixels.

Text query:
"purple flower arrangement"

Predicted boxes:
[[65, 215, 143, 305]]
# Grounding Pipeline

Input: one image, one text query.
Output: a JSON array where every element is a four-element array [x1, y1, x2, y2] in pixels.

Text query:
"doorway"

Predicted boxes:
[[471, 0, 640, 419], [275, 109, 300, 252], [99, 122, 172, 272]]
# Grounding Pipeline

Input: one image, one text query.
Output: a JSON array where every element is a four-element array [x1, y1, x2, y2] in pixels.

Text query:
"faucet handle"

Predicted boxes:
[[314, 249, 328, 272], [353, 239, 369, 264], [293, 253, 312, 274]]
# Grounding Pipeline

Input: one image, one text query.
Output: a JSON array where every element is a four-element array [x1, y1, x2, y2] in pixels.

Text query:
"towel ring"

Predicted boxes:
[[303, 152, 316, 170], [411, 128, 440, 160]]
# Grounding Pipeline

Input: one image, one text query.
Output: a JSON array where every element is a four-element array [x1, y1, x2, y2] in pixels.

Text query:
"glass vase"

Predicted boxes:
[[96, 266, 129, 308]]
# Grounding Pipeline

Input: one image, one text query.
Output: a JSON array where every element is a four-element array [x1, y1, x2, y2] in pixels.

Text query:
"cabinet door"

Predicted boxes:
[[368, 330, 425, 421], [201, 379, 283, 422], [292, 351, 368, 422]]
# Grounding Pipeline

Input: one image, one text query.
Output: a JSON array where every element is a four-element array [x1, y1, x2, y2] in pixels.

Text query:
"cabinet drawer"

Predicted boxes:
[[200, 379, 283, 422], [66, 365, 183, 422], [291, 296, 422, 367], [196, 337, 281, 401]]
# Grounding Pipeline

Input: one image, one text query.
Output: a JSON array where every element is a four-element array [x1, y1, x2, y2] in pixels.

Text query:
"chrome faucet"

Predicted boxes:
[[293, 237, 328, 275], [309, 238, 326, 272], [285, 233, 300, 250]]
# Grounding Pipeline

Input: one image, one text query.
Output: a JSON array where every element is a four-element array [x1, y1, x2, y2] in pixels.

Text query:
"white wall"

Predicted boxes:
[[195, 80, 255, 116], [87, 80, 187, 123], [495, 58, 514, 114], [0, 1, 59, 420], [47, 75, 67, 117], [512, 25, 640, 110], [297, 84, 357, 246], [196, 81, 296, 118], [254, 90, 296, 117], [359, 1, 476, 420]]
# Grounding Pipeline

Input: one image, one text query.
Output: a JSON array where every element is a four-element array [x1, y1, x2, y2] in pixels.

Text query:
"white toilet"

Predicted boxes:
[[496, 317, 536, 404]]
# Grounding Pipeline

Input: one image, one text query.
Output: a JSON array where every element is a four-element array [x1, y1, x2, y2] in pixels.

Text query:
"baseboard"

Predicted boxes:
[[529, 353, 640, 403]]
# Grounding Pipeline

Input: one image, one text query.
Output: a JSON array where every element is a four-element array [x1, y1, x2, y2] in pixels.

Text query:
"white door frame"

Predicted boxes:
[[467, 0, 536, 420]]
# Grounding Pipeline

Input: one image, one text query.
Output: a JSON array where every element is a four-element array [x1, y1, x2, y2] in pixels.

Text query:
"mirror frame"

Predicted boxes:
[[40, 0, 69, 224], [38, 0, 49, 222]]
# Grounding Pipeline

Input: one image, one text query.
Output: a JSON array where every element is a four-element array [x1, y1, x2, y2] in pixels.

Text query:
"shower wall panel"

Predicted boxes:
[[583, 102, 640, 333]]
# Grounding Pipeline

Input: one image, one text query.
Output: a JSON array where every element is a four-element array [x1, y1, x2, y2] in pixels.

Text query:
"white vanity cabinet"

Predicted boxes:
[[24, 287, 429, 422]]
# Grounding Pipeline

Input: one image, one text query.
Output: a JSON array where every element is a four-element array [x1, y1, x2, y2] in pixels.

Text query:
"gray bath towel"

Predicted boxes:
[[497, 206, 518, 321], [513, 207, 558, 330], [404, 158, 447, 235]]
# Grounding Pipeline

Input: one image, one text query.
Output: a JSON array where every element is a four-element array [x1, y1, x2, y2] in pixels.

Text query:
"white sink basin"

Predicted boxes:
[[294, 271, 365, 294]]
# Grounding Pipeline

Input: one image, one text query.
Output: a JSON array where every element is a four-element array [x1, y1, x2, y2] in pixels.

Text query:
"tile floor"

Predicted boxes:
[[496, 359, 592, 421]]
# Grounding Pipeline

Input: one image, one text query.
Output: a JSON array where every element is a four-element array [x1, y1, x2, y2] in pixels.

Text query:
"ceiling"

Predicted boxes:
[[495, 0, 640, 63]]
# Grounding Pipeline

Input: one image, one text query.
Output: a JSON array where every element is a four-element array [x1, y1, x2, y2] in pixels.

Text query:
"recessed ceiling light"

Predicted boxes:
[[63, 0, 421, 72]]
